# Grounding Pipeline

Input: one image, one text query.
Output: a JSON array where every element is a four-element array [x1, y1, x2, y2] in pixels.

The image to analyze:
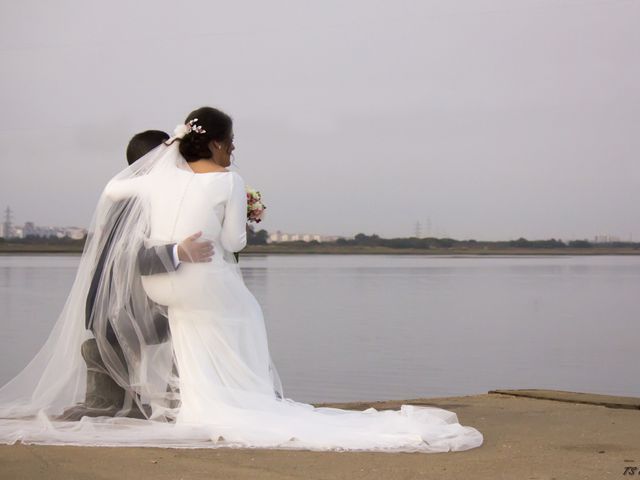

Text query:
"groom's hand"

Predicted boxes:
[[178, 231, 214, 263]]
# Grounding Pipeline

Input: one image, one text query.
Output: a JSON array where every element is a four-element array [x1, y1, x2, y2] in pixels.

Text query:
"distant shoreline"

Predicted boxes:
[[1, 244, 639, 256]]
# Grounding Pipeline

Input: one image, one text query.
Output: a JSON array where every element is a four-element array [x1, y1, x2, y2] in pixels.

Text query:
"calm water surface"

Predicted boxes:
[[0, 254, 638, 403]]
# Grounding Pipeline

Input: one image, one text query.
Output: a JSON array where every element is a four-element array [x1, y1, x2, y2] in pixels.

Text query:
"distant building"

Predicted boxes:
[[0, 214, 87, 240], [268, 230, 343, 243], [24, 222, 36, 237], [63, 227, 87, 240]]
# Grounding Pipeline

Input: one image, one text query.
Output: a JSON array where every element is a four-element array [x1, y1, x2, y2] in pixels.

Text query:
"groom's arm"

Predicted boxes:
[[138, 244, 178, 276], [138, 232, 215, 275]]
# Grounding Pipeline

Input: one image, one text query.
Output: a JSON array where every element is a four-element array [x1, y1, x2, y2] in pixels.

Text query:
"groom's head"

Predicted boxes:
[[126, 130, 170, 165]]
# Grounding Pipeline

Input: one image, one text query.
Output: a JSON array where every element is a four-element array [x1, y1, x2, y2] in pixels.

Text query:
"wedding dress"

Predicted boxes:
[[0, 141, 483, 452]]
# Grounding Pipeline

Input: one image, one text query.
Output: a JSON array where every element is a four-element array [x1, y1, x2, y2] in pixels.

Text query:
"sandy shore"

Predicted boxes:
[[1, 390, 639, 480]]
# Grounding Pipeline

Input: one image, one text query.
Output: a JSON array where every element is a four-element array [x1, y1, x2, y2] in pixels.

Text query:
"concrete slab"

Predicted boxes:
[[1, 392, 639, 480], [489, 389, 640, 409]]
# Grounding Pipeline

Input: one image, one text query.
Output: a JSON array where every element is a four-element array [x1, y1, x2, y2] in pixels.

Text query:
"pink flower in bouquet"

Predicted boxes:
[[246, 186, 266, 223]]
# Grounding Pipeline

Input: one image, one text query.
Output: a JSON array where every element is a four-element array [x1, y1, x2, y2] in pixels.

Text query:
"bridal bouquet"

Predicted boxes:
[[246, 186, 266, 223]]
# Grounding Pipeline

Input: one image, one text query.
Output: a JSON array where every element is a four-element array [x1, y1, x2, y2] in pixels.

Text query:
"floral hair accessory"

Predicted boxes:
[[172, 118, 207, 139], [187, 118, 206, 134]]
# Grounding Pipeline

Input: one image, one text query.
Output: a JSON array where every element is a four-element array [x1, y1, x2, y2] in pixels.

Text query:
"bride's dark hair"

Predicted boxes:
[[178, 106, 233, 162]]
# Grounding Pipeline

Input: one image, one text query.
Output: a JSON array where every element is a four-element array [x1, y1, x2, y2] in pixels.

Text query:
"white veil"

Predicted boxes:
[[0, 140, 283, 444], [0, 135, 482, 453]]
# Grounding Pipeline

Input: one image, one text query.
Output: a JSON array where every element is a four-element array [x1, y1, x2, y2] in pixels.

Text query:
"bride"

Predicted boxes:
[[0, 106, 483, 453]]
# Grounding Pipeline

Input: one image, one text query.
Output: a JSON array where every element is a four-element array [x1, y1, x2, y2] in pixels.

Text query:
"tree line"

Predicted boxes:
[[332, 233, 639, 249], [3, 230, 638, 250]]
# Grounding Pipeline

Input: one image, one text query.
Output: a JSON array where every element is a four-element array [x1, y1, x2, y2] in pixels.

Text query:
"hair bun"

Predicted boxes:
[[179, 132, 211, 162], [178, 107, 233, 163]]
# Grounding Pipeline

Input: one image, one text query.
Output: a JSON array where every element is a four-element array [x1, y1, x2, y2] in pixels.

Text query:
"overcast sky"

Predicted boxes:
[[0, 0, 638, 240]]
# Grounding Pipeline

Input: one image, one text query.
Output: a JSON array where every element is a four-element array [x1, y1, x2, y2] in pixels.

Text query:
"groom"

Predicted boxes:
[[62, 130, 215, 420]]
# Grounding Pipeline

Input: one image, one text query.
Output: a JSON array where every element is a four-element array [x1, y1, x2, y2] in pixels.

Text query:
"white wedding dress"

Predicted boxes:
[[0, 143, 483, 452]]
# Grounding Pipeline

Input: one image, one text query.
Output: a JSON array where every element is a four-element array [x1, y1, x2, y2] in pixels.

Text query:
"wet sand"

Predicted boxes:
[[1, 390, 638, 480]]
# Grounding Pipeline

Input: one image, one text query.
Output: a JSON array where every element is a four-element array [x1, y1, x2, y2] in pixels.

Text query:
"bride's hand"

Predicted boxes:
[[178, 231, 214, 263]]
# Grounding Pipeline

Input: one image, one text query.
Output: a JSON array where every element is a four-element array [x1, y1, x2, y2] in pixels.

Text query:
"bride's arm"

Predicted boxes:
[[220, 172, 248, 253]]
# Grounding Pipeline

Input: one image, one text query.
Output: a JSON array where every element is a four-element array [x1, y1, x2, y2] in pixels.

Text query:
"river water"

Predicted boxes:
[[0, 254, 637, 403]]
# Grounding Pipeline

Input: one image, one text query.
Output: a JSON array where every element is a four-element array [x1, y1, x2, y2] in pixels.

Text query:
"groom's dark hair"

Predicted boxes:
[[126, 130, 170, 165]]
